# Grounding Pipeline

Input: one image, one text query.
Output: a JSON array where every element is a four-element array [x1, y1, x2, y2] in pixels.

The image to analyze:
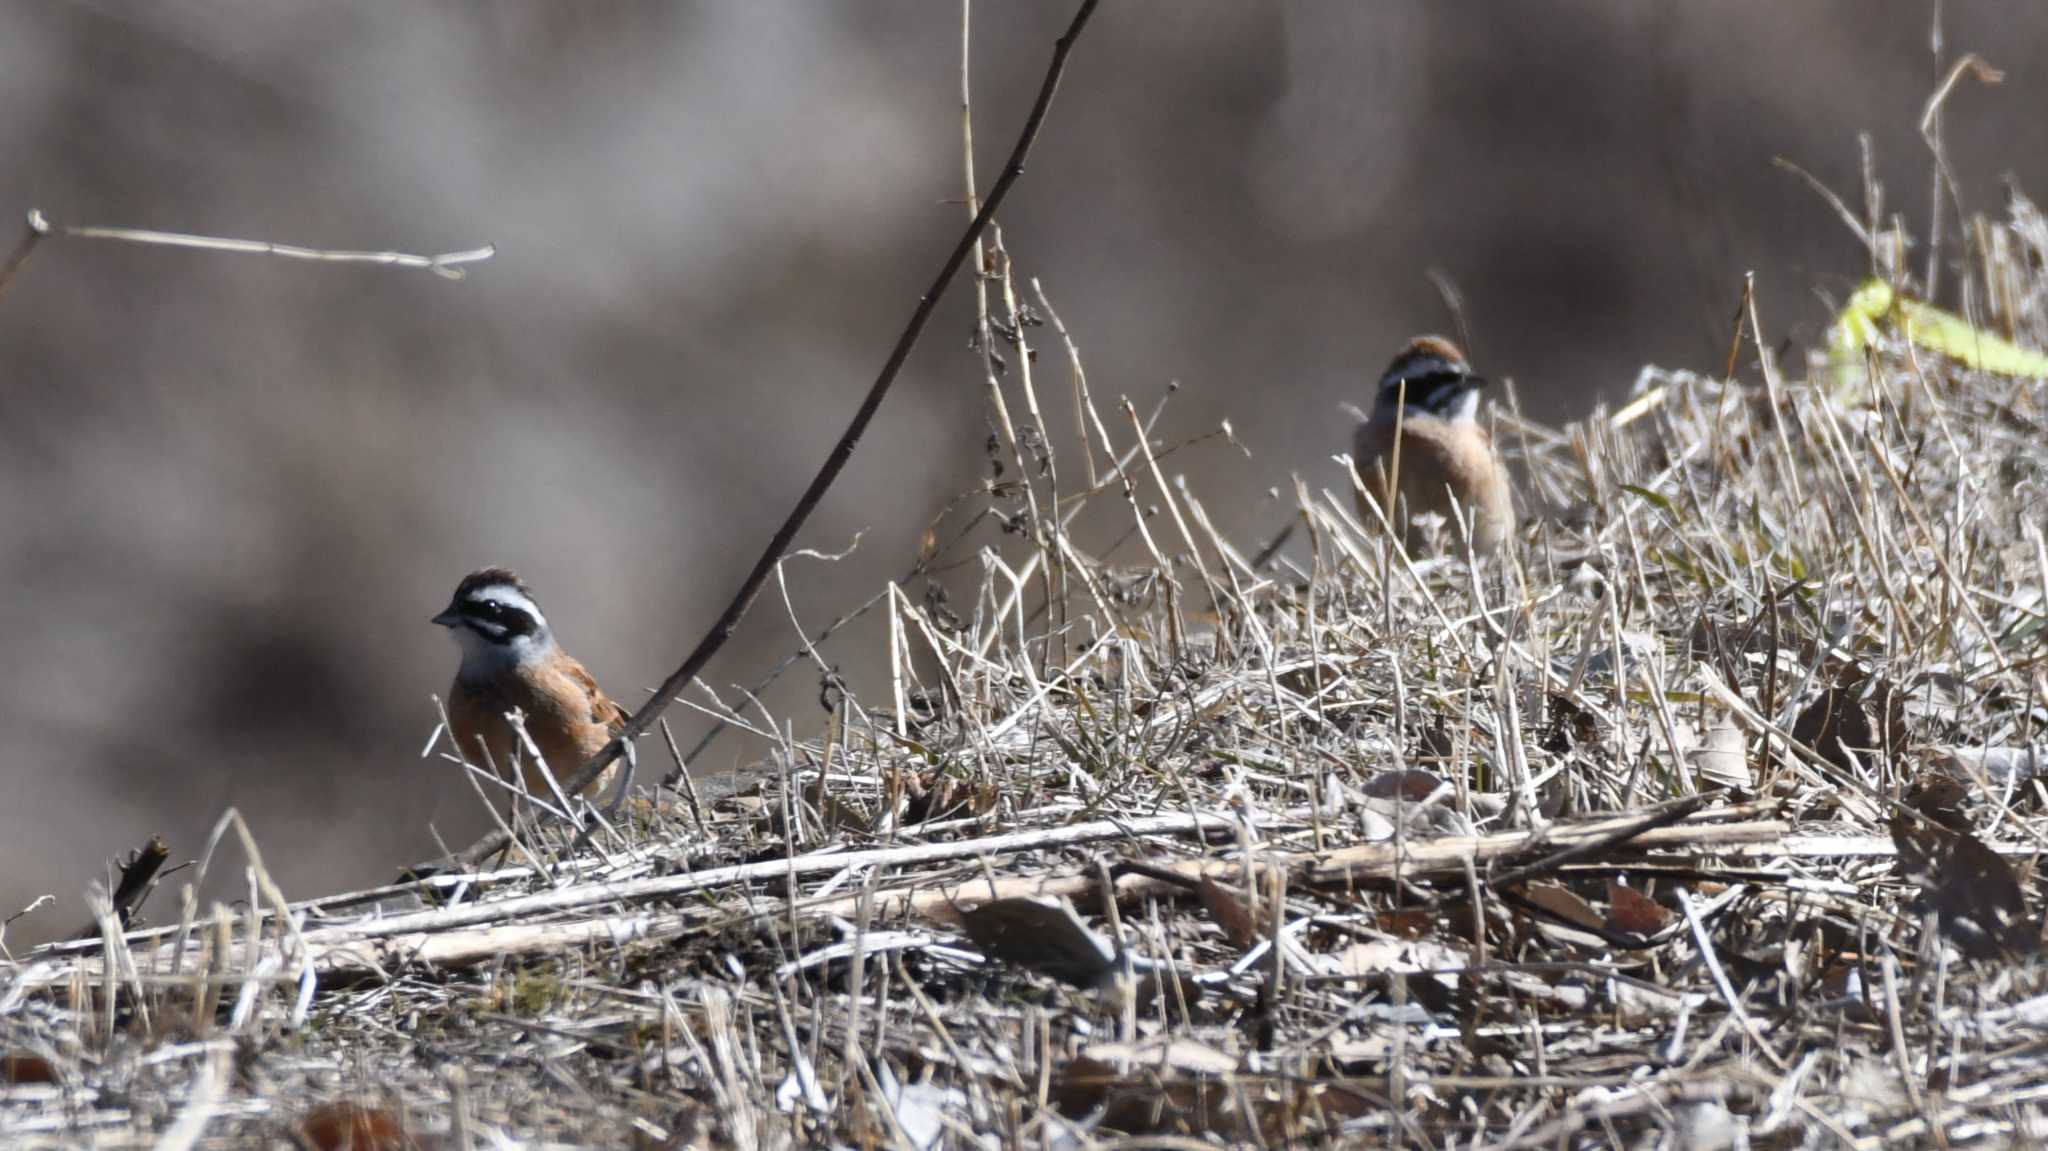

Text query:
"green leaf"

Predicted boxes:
[[1622, 484, 1677, 517]]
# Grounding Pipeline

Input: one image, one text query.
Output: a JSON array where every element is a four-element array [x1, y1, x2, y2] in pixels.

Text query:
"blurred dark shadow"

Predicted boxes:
[[3, 1, 2044, 942]]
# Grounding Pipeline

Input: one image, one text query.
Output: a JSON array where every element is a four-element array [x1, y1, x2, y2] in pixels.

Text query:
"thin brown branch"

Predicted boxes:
[[0, 210, 50, 306], [68, 833, 171, 940], [449, 0, 1101, 868], [107, 834, 170, 929]]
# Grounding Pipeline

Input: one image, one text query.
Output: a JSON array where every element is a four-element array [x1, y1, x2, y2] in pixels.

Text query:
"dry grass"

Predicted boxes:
[[9, 103, 2048, 1151]]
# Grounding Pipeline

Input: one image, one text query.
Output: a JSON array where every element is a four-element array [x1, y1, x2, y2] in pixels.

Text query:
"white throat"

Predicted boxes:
[[1383, 387, 1481, 426], [452, 625, 556, 681]]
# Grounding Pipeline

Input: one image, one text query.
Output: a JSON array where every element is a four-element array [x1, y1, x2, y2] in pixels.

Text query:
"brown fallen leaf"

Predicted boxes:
[[0, 1050, 56, 1085], [1363, 769, 1446, 802], [1514, 882, 1605, 931], [1276, 659, 1347, 697], [1792, 670, 1908, 774], [1903, 773, 1972, 831], [901, 770, 997, 826], [1606, 880, 1674, 935], [1540, 693, 1599, 755], [957, 896, 1115, 987], [1416, 716, 1456, 763], [1889, 814, 2038, 961], [1687, 717, 1752, 791], [1196, 877, 1259, 951], [1376, 907, 1437, 939], [298, 1102, 414, 1151], [1049, 1054, 1374, 1141]]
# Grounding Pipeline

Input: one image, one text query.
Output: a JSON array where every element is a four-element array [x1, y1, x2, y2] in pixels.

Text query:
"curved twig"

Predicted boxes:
[[452, 0, 1102, 867]]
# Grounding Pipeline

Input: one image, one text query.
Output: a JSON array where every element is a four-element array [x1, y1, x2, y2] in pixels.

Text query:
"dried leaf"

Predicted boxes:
[[1688, 719, 1752, 790], [1515, 882, 1605, 931], [1792, 688, 1869, 771], [648, 1101, 721, 1151], [883, 1081, 963, 1151], [1415, 716, 1456, 763], [298, 1102, 414, 1151], [1376, 908, 1437, 938], [1196, 878, 1259, 950], [1328, 937, 1469, 979], [1129, 968, 1205, 1016], [803, 784, 872, 836], [1080, 1036, 1240, 1076], [1050, 1055, 1197, 1129], [0, 1050, 55, 1085], [1605, 881, 1674, 935], [1939, 745, 2044, 784], [1363, 769, 1445, 802], [1792, 672, 1908, 773], [957, 896, 1115, 987], [1276, 659, 1346, 697], [1049, 1053, 1310, 1138], [901, 771, 995, 825], [1903, 773, 1972, 831], [1888, 815, 2038, 961], [1540, 693, 1599, 755], [1359, 795, 1469, 839]]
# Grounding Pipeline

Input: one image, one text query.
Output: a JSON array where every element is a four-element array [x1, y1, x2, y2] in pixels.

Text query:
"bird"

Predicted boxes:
[[1352, 336, 1515, 555], [432, 567, 628, 800]]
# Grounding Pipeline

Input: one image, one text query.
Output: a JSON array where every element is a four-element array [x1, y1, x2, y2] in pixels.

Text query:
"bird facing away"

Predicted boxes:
[[433, 567, 626, 799], [1352, 336, 1515, 554]]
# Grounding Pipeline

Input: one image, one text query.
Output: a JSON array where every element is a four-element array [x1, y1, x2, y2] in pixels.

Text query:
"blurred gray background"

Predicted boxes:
[[3, 1, 2044, 942]]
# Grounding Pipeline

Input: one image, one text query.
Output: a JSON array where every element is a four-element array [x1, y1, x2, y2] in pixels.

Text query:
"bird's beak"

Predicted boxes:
[[431, 607, 463, 628], [1466, 374, 1491, 389]]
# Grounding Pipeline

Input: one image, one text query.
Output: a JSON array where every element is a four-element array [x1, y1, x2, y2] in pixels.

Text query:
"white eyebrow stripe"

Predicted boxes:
[[467, 584, 547, 627]]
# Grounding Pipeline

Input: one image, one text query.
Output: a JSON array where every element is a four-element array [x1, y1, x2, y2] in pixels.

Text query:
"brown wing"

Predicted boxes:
[[563, 657, 629, 736]]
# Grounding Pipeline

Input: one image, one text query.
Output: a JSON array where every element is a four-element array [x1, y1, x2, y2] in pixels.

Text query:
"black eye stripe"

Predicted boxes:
[[1385, 368, 1467, 393], [463, 598, 538, 638]]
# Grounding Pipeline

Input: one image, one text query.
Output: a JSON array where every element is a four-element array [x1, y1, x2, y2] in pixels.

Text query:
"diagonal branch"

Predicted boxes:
[[451, 0, 1102, 867]]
